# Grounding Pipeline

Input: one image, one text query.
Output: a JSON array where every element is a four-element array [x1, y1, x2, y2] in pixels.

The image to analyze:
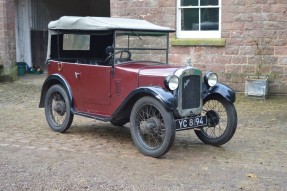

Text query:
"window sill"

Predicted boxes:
[[170, 38, 226, 47]]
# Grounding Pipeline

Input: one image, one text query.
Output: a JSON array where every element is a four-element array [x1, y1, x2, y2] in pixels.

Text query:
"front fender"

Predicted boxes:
[[39, 74, 73, 108], [132, 86, 178, 111], [111, 86, 177, 121], [202, 83, 236, 103]]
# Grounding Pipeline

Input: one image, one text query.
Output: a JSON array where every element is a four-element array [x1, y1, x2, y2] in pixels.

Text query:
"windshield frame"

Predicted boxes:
[[114, 30, 170, 65]]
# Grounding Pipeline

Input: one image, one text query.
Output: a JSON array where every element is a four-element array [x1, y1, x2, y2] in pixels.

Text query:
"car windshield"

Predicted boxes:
[[115, 31, 169, 64]]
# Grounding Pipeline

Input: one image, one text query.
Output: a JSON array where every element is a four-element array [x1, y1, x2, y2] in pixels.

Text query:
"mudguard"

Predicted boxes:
[[202, 83, 236, 103], [39, 74, 73, 108], [132, 86, 178, 111], [111, 86, 177, 121]]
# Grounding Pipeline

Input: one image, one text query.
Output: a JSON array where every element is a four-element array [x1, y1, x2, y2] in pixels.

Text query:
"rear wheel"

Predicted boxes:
[[44, 84, 74, 133], [195, 96, 237, 145], [130, 97, 176, 158]]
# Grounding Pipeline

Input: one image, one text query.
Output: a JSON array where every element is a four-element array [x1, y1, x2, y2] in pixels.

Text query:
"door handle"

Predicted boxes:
[[57, 62, 63, 71], [75, 72, 80, 79]]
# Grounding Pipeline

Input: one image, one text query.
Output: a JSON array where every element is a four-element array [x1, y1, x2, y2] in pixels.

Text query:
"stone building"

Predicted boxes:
[[0, 0, 286, 94]]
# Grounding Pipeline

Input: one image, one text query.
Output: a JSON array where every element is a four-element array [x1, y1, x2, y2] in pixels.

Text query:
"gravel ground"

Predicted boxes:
[[0, 74, 286, 191]]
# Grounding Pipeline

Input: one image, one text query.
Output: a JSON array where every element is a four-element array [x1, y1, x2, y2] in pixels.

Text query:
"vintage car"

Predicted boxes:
[[39, 16, 237, 158]]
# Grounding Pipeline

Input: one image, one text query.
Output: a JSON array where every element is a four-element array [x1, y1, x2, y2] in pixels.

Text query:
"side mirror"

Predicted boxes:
[[105, 46, 114, 55]]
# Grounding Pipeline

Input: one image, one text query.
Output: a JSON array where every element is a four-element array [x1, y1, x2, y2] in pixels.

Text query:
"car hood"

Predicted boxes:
[[116, 62, 181, 77], [139, 65, 180, 77]]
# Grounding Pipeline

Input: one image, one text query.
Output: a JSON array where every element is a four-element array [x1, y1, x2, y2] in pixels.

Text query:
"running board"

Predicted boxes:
[[72, 109, 110, 122]]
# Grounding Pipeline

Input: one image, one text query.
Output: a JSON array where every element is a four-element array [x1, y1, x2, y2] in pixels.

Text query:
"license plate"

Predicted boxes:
[[175, 116, 207, 130]]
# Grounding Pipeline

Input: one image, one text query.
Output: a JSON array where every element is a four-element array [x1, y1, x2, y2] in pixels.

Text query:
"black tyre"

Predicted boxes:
[[44, 84, 74, 133], [130, 96, 176, 158], [195, 96, 237, 145]]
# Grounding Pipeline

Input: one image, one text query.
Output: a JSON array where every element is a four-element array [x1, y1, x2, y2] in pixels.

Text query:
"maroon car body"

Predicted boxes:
[[39, 16, 237, 157], [46, 61, 179, 116]]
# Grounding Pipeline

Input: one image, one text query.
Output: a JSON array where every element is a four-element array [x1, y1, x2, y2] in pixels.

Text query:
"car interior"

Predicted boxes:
[[49, 33, 114, 65]]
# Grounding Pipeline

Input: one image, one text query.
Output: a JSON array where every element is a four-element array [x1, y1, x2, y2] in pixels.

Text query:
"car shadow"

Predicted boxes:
[[63, 121, 226, 158], [67, 122, 131, 139]]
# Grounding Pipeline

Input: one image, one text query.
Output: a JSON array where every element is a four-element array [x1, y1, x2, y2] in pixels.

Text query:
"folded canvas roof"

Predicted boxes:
[[48, 16, 175, 32]]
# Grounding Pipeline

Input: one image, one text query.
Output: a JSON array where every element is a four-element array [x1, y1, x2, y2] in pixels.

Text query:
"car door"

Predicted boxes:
[[76, 64, 112, 115], [49, 61, 83, 112]]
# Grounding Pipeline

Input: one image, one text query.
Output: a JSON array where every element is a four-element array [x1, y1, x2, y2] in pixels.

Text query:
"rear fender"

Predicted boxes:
[[39, 74, 73, 108], [202, 83, 236, 103]]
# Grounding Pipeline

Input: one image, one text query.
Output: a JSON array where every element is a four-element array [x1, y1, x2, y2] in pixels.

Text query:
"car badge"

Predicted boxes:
[[184, 79, 190, 89]]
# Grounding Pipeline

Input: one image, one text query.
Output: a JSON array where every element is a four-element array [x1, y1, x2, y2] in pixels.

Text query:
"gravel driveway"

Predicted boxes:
[[0, 74, 286, 191]]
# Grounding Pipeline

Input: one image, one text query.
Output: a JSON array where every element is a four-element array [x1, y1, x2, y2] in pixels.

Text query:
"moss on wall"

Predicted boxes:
[[0, 64, 18, 82]]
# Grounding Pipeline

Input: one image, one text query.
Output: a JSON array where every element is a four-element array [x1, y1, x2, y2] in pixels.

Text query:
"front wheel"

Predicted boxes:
[[44, 84, 74, 133], [195, 96, 237, 146], [130, 97, 176, 158]]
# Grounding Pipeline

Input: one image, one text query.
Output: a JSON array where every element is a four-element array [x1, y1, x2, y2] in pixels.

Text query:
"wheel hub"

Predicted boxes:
[[206, 110, 220, 127], [143, 117, 162, 134], [53, 101, 66, 116]]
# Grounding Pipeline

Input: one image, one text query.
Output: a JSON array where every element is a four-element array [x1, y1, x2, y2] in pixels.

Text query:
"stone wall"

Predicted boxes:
[[111, 0, 287, 94], [0, 0, 17, 80]]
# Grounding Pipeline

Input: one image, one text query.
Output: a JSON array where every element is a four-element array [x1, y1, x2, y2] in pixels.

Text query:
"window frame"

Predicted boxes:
[[176, 0, 222, 39]]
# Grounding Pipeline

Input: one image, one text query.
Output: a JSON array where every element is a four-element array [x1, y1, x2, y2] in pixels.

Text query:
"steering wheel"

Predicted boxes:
[[104, 50, 132, 65]]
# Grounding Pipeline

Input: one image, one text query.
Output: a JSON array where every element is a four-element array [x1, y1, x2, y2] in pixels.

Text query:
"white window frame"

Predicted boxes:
[[176, 0, 221, 39]]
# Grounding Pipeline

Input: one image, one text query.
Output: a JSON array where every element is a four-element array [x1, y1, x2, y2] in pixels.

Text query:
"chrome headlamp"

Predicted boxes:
[[165, 75, 179, 91], [204, 72, 218, 87]]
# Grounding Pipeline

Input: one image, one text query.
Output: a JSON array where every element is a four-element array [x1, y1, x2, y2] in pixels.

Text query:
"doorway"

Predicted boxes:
[[15, 0, 110, 69]]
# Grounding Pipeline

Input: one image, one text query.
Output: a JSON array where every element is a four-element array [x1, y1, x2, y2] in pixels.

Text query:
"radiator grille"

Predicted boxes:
[[182, 75, 201, 109]]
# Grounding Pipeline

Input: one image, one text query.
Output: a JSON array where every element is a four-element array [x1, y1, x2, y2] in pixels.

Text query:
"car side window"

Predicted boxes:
[[50, 33, 113, 65], [63, 34, 90, 50]]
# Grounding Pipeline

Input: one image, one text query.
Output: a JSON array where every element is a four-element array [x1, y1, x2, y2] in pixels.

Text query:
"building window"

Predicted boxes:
[[176, 0, 221, 38]]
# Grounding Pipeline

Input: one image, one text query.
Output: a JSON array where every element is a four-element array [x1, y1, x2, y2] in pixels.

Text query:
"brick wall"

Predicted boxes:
[[111, 0, 287, 94], [220, 0, 287, 93], [0, 0, 16, 78], [111, 0, 176, 29]]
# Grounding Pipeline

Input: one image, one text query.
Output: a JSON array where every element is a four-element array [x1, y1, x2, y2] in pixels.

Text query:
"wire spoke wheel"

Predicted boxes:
[[136, 105, 165, 149], [130, 97, 175, 158], [195, 96, 237, 146], [48, 91, 67, 126], [44, 85, 73, 133], [202, 99, 228, 138]]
